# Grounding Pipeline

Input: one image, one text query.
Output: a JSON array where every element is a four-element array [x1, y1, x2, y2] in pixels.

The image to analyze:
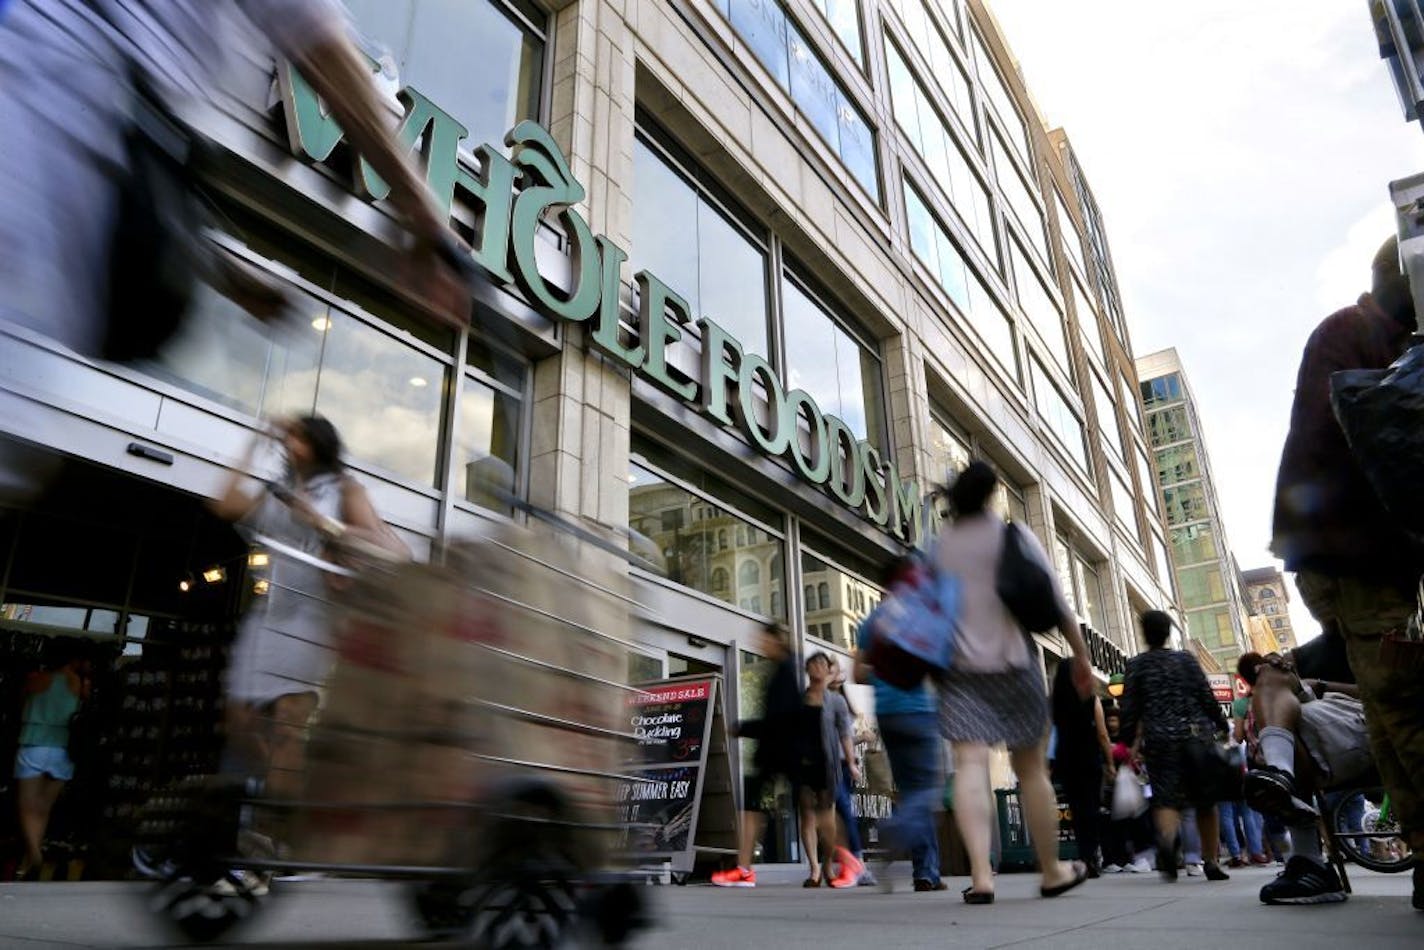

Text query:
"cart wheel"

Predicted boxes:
[[468, 871, 579, 950], [147, 874, 263, 943]]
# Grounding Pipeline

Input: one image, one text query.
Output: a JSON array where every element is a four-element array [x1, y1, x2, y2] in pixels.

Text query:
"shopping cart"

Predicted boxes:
[[139, 502, 656, 948]]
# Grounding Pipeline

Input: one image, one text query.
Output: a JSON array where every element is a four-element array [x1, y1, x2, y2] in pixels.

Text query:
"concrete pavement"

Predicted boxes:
[[0, 863, 1418, 948]]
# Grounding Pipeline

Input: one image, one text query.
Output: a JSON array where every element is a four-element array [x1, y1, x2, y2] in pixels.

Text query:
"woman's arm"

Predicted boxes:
[[336, 478, 411, 558], [210, 432, 267, 523], [1093, 697, 1114, 771]]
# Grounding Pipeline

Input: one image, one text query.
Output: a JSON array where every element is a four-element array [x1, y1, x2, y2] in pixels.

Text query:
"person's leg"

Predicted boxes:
[[1009, 740, 1080, 891], [798, 788, 821, 882], [1058, 761, 1101, 871], [1242, 804, 1265, 858], [16, 776, 47, 869], [952, 742, 995, 895], [263, 691, 319, 802], [1180, 808, 1202, 865], [834, 761, 862, 857], [895, 716, 943, 884], [1218, 801, 1241, 860], [1197, 805, 1228, 878]]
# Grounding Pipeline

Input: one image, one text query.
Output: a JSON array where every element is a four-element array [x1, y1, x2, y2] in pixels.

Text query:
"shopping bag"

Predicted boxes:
[[1110, 767, 1147, 819]]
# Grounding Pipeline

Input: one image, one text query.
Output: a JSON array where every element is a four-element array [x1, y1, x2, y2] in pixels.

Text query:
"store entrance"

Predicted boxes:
[[1, 457, 248, 881]]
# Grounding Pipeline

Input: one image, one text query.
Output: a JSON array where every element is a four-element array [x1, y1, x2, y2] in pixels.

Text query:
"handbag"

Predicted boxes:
[[83, 2, 206, 363], [995, 522, 1060, 633], [1184, 727, 1244, 803]]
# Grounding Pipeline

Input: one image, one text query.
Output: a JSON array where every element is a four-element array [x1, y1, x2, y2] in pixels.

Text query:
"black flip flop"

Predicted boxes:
[[961, 886, 995, 904], [1040, 861, 1089, 898]]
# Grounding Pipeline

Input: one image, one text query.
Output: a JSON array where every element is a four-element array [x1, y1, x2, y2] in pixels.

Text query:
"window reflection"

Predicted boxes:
[[456, 375, 522, 512], [313, 308, 446, 486], [801, 550, 880, 653], [341, 0, 544, 155], [781, 279, 885, 450], [628, 463, 786, 618]]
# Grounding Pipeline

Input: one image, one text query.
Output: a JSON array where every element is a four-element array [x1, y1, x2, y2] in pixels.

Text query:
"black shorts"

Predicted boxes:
[[743, 756, 831, 811]]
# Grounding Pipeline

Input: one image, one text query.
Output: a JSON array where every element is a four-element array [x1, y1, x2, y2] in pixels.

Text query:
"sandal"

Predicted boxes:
[[961, 885, 995, 904], [802, 876, 822, 888], [1040, 860, 1090, 898]]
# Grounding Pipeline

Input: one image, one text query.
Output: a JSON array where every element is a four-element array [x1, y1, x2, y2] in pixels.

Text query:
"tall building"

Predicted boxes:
[[1, 0, 1175, 873], [1137, 348, 1252, 667], [1242, 565, 1299, 652]]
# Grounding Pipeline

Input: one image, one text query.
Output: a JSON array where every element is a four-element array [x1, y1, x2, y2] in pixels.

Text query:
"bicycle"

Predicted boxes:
[[1327, 787, 1412, 874]]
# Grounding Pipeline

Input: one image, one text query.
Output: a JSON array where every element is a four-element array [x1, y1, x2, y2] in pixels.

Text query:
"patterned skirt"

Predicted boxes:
[[939, 663, 1048, 750]]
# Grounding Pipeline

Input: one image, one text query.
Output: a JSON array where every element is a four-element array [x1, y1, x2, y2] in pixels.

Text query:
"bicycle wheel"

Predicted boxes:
[[1329, 789, 1413, 873]]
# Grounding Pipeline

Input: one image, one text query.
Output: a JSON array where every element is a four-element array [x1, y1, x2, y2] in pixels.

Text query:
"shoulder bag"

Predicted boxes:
[[995, 522, 1060, 633]]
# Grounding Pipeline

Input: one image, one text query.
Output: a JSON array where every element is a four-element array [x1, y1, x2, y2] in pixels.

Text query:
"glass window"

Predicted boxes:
[[802, 549, 880, 653], [1150, 530, 1172, 586], [455, 365, 523, 512], [341, 0, 543, 157], [969, 28, 1031, 161], [1091, 371, 1124, 461], [1118, 371, 1144, 437], [1030, 358, 1088, 472], [1010, 238, 1070, 373], [1171, 523, 1219, 566], [1186, 607, 1234, 646], [632, 138, 770, 356], [904, 180, 1017, 379], [1054, 188, 1087, 277], [1069, 276, 1104, 367], [992, 129, 1050, 265], [927, 411, 971, 488], [1146, 405, 1192, 446], [781, 278, 885, 449], [1161, 482, 1208, 524], [1178, 564, 1227, 608], [885, 41, 993, 256], [1140, 373, 1184, 407], [628, 462, 786, 617], [884, 0, 975, 139], [1108, 467, 1136, 534], [722, 0, 880, 199], [813, 0, 863, 65], [1155, 443, 1200, 486], [1135, 448, 1161, 517]]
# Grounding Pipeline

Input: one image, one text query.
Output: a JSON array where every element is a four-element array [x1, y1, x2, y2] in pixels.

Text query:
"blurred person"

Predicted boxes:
[[1271, 236, 1424, 910], [1119, 610, 1230, 884], [826, 662, 876, 887], [13, 642, 92, 879], [1236, 651, 1363, 905], [0, 0, 468, 506], [1050, 659, 1113, 877], [1227, 689, 1270, 866], [713, 623, 801, 889], [794, 651, 860, 888], [854, 556, 945, 893], [934, 461, 1092, 904]]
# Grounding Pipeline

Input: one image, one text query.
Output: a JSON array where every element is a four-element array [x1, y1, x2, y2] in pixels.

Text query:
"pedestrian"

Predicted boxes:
[[826, 662, 877, 887], [1271, 236, 1424, 910], [1119, 610, 1230, 883], [795, 651, 862, 888], [713, 623, 802, 889], [13, 641, 92, 880], [854, 556, 945, 892], [934, 461, 1092, 904], [1050, 659, 1113, 877], [0, 0, 468, 507]]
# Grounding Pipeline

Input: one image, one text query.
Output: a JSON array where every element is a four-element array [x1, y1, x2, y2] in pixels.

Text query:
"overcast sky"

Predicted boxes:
[[988, 1, 1424, 645]]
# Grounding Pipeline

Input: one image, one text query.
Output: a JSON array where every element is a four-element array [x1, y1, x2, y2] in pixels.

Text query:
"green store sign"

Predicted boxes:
[[277, 65, 927, 544]]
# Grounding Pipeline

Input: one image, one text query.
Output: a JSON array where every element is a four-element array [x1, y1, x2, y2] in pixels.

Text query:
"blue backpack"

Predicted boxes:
[[864, 549, 959, 689]]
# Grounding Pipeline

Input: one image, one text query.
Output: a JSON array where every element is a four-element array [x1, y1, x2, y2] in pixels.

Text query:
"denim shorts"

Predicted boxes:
[[14, 745, 74, 781]]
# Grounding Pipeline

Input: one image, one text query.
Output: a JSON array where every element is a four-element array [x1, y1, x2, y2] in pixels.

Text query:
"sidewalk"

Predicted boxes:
[[0, 863, 1417, 948]]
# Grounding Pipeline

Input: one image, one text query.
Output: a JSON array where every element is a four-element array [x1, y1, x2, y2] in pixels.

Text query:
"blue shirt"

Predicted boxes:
[[855, 618, 936, 716]]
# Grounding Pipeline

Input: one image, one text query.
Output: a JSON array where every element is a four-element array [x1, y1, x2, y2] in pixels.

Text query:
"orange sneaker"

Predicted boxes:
[[830, 848, 864, 888], [711, 866, 756, 888]]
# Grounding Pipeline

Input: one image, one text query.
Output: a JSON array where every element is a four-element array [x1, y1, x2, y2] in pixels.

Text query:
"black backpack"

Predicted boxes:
[[995, 523, 1060, 634]]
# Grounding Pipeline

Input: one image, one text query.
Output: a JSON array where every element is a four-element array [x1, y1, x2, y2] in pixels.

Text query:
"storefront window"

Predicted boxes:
[[802, 549, 880, 654], [633, 137, 769, 356], [340, 0, 544, 156], [781, 278, 885, 449], [628, 461, 786, 618], [722, 0, 881, 199], [904, 181, 1018, 379]]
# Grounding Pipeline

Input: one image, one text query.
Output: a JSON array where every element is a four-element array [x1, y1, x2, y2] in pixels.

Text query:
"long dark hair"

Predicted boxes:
[[288, 415, 344, 478]]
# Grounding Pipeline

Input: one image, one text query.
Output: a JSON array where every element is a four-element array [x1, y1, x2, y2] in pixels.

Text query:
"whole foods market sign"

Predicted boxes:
[[278, 66, 926, 543]]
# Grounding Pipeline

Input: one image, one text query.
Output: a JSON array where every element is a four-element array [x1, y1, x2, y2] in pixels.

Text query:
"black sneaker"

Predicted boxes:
[[1156, 843, 1177, 882], [1259, 856, 1347, 905], [1203, 862, 1230, 882], [1245, 767, 1318, 825]]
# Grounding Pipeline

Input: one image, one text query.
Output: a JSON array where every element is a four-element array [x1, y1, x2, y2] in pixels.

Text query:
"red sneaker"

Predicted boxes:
[[711, 866, 756, 888], [830, 848, 864, 888]]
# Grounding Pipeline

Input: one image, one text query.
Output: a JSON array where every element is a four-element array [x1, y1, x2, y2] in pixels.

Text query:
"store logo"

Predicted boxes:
[[276, 65, 927, 543]]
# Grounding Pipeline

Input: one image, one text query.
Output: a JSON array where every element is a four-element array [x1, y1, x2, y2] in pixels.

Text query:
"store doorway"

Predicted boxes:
[[1, 458, 249, 881]]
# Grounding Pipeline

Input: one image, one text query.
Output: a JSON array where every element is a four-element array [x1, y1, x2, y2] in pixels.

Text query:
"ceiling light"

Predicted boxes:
[[202, 567, 227, 584], [253, 579, 270, 595], [408, 376, 428, 388], [178, 578, 191, 593], [311, 316, 332, 332], [247, 552, 269, 568]]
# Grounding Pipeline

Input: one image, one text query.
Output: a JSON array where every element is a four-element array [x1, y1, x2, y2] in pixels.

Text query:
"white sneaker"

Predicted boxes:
[[209, 869, 270, 899], [1128, 858, 1153, 873], [1185, 863, 1202, 877], [1101, 863, 1124, 874]]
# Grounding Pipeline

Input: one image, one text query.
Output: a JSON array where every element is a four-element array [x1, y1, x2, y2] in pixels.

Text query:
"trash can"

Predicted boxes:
[[994, 785, 1080, 872]]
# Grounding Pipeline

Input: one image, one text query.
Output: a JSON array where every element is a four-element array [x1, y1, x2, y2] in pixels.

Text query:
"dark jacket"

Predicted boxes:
[[1119, 648, 1225, 750], [1271, 293, 1424, 580], [739, 654, 801, 771]]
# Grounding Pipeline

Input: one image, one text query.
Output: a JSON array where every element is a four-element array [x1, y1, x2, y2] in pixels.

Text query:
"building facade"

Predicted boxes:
[[0, 0, 1176, 876], [1242, 565, 1298, 653], [1136, 347, 1251, 668]]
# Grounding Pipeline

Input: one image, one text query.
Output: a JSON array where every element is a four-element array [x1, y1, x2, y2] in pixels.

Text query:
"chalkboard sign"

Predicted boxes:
[[619, 676, 736, 875]]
